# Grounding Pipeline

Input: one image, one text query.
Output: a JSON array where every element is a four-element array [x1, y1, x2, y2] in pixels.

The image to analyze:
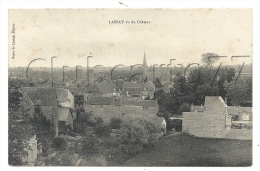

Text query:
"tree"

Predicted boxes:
[[177, 102, 191, 114], [53, 136, 68, 152], [224, 77, 252, 106], [153, 77, 163, 88], [195, 83, 219, 105], [8, 78, 34, 165], [217, 67, 235, 100], [95, 124, 111, 137], [201, 52, 220, 68]]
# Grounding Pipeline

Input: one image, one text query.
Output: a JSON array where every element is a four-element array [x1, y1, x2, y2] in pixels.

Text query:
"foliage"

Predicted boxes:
[[8, 115, 34, 166], [177, 102, 191, 114], [110, 117, 122, 129], [195, 83, 219, 105], [217, 67, 236, 101], [118, 118, 159, 158], [45, 152, 78, 166], [79, 155, 107, 166], [80, 136, 100, 156], [75, 109, 94, 133], [153, 77, 164, 88], [9, 90, 23, 110], [53, 136, 68, 151], [94, 117, 104, 125], [201, 52, 219, 67], [154, 56, 251, 117], [224, 77, 252, 106], [8, 78, 34, 166], [95, 123, 111, 137]]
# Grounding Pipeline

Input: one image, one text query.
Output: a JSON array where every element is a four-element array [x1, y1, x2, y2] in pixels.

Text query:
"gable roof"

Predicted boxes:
[[23, 87, 57, 106], [191, 105, 205, 112], [121, 99, 157, 107], [227, 106, 252, 115], [85, 96, 157, 107], [85, 97, 114, 105], [67, 87, 88, 95], [23, 87, 73, 108], [204, 96, 226, 107], [95, 81, 115, 95], [123, 82, 144, 89]]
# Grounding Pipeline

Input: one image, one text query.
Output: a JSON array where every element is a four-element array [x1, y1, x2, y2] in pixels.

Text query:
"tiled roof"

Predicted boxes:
[[153, 117, 165, 129], [227, 106, 252, 114], [23, 87, 73, 108], [23, 87, 57, 106], [204, 96, 226, 113], [85, 96, 157, 107], [204, 96, 226, 107], [67, 87, 88, 95], [95, 81, 115, 95], [122, 82, 155, 95], [59, 101, 73, 108], [85, 97, 114, 105], [125, 87, 140, 94], [191, 105, 205, 112], [121, 99, 157, 107], [20, 91, 34, 110], [123, 82, 144, 88]]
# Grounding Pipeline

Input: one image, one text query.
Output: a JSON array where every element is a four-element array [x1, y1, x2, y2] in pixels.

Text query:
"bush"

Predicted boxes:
[[45, 152, 78, 166], [79, 155, 107, 166], [117, 118, 157, 157], [95, 124, 111, 137], [87, 118, 96, 127], [58, 130, 66, 136], [104, 148, 126, 165], [94, 117, 104, 125], [66, 131, 77, 137], [110, 117, 122, 129], [53, 136, 68, 151], [80, 136, 99, 156]]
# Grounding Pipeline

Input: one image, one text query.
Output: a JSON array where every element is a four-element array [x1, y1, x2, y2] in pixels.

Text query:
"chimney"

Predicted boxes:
[[225, 97, 227, 105]]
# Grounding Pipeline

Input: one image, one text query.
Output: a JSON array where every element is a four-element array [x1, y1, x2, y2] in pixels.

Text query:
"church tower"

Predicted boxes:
[[143, 51, 148, 78]]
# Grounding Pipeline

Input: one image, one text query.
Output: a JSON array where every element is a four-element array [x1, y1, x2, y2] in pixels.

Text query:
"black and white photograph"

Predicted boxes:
[[1, 1, 259, 169]]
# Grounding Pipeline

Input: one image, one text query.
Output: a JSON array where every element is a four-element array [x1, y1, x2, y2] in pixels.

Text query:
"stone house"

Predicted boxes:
[[183, 96, 252, 140], [119, 81, 155, 99], [21, 87, 75, 137], [84, 96, 159, 123], [183, 96, 232, 138]]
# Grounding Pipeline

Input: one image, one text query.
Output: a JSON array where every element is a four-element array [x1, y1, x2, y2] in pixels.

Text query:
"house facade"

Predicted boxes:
[[182, 96, 252, 140], [84, 96, 159, 123], [22, 87, 75, 137]]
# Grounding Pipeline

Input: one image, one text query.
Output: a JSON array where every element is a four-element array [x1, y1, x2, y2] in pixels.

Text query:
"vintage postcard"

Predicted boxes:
[[7, 8, 254, 167]]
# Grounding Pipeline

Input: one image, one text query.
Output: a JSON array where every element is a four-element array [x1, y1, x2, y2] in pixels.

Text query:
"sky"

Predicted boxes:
[[8, 9, 252, 68]]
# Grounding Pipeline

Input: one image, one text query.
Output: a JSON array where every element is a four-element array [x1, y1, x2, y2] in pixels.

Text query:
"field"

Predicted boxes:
[[125, 133, 252, 166]]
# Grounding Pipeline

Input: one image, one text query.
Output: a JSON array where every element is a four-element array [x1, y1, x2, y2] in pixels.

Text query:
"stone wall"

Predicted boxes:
[[182, 112, 226, 138], [84, 104, 157, 123]]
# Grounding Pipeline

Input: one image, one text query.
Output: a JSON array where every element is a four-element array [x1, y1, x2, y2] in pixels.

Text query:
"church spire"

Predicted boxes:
[[143, 51, 147, 66], [143, 51, 147, 79]]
